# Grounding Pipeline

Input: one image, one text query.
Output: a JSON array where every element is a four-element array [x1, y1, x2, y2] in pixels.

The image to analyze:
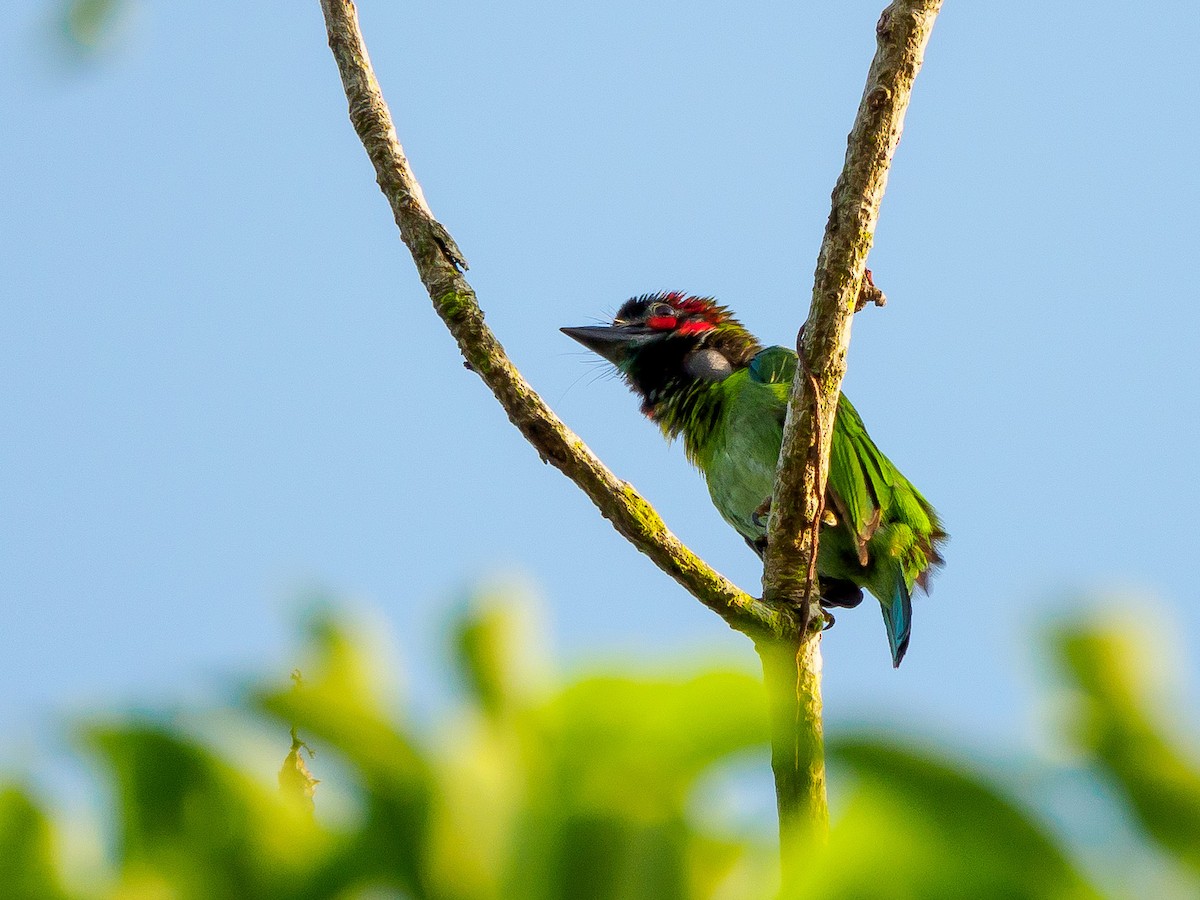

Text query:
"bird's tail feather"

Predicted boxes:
[[881, 571, 912, 668]]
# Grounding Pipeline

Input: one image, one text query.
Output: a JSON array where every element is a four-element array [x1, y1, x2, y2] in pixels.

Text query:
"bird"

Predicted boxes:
[[562, 292, 945, 667]]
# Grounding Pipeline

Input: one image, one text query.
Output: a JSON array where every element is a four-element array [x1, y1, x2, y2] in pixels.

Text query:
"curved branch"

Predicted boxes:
[[317, 0, 789, 639]]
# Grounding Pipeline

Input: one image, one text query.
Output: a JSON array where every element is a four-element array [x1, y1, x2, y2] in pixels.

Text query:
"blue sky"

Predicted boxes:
[[3, 0, 1199, 781]]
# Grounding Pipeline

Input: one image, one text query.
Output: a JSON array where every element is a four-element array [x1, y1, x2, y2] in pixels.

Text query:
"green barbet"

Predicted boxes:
[[563, 292, 945, 667]]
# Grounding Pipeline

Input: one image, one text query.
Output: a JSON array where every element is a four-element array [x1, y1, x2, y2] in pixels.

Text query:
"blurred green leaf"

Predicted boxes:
[[83, 723, 326, 899], [452, 591, 544, 718], [1053, 621, 1200, 874], [59, 0, 124, 51], [545, 669, 766, 816], [803, 737, 1101, 900], [545, 815, 690, 900], [252, 610, 436, 898], [12, 590, 1200, 898], [500, 668, 768, 900], [0, 785, 69, 900]]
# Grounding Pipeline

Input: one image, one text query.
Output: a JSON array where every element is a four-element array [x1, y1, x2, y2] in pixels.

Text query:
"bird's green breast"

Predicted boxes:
[[692, 370, 785, 543], [673, 346, 943, 611]]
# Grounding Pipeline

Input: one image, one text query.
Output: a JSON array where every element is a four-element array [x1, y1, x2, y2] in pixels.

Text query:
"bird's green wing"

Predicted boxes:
[[748, 347, 878, 541], [748, 348, 879, 538], [829, 396, 893, 564], [747, 345, 797, 391], [747, 346, 944, 583], [831, 396, 944, 580]]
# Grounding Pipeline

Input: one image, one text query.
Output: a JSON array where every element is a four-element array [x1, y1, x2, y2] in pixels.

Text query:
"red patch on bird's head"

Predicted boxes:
[[676, 297, 716, 315], [613, 292, 732, 335]]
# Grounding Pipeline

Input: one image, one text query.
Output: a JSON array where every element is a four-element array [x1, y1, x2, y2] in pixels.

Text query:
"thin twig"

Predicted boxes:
[[316, 0, 791, 639]]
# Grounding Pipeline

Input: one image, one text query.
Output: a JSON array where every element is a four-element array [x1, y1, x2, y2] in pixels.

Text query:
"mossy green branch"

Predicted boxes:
[[765, 0, 943, 613], [317, 0, 780, 639], [758, 0, 943, 876], [758, 635, 828, 881], [318, 0, 941, 882]]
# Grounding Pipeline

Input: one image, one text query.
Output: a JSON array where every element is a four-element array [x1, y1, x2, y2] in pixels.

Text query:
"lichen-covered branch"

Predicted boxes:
[[765, 0, 942, 612], [758, 635, 827, 879], [316, 0, 788, 639], [318, 0, 940, 878], [758, 0, 942, 869]]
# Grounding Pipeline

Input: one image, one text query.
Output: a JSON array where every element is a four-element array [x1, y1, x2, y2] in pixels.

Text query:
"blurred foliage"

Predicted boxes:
[[1052, 619, 1200, 878], [53, 0, 128, 58], [2, 593, 1199, 899], [796, 738, 1099, 900]]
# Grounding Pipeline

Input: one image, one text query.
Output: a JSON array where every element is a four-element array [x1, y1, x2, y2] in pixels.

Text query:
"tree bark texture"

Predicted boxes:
[[317, 0, 791, 639], [316, 0, 942, 884], [759, 0, 942, 874]]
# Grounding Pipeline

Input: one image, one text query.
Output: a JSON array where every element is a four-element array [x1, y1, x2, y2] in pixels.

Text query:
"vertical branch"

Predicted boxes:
[[759, 0, 944, 873], [317, 0, 943, 887], [759, 636, 827, 875]]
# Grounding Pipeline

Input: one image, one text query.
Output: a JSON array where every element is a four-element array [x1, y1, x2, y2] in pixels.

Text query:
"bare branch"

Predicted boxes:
[[765, 0, 943, 617], [317, 0, 789, 639], [758, 635, 827, 876], [758, 0, 942, 872], [317, 0, 941, 876]]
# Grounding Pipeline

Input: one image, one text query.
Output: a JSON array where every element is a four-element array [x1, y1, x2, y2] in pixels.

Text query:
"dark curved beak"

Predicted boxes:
[[560, 324, 661, 366]]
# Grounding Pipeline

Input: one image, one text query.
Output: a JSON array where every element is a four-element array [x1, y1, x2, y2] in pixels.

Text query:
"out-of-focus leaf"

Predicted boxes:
[[251, 609, 436, 898], [425, 714, 524, 900], [501, 668, 768, 900], [686, 831, 775, 900], [545, 670, 767, 814], [21, 591, 1200, 899], [59, 0, 124, 51], [1053, 621, 1200, 873], [451, 591, 544, 718], [82, 723, 326, 900], [798, 736, 1101, 900], [546, 815, 690, 900], [0, 785, 69, 900], [279, 730, 320, 815]]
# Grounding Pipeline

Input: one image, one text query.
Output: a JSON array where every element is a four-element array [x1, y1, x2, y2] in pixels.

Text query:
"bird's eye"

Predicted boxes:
[[648, 302, 674, 319]]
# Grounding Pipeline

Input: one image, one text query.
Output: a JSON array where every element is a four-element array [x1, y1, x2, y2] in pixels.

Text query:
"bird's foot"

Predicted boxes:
[[751, 497, 772, 531], [819, 578, 864, 610]]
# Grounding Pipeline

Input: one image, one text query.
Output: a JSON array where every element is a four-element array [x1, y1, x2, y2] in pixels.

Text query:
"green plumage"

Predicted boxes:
[[705, 345, 942, 612], [562, 293, 945, 666]]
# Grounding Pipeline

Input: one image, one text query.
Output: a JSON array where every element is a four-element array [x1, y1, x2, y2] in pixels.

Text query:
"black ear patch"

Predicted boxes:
[[685, 348, 733, 382]]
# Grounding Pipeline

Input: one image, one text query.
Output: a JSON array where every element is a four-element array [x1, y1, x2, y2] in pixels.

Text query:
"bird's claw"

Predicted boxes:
[[819, 578, 864, 609], [751, 497, 772, 531]]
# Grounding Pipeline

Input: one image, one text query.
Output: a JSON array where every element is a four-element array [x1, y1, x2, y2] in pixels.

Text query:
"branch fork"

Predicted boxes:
[[317, 0, 941, 878]]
